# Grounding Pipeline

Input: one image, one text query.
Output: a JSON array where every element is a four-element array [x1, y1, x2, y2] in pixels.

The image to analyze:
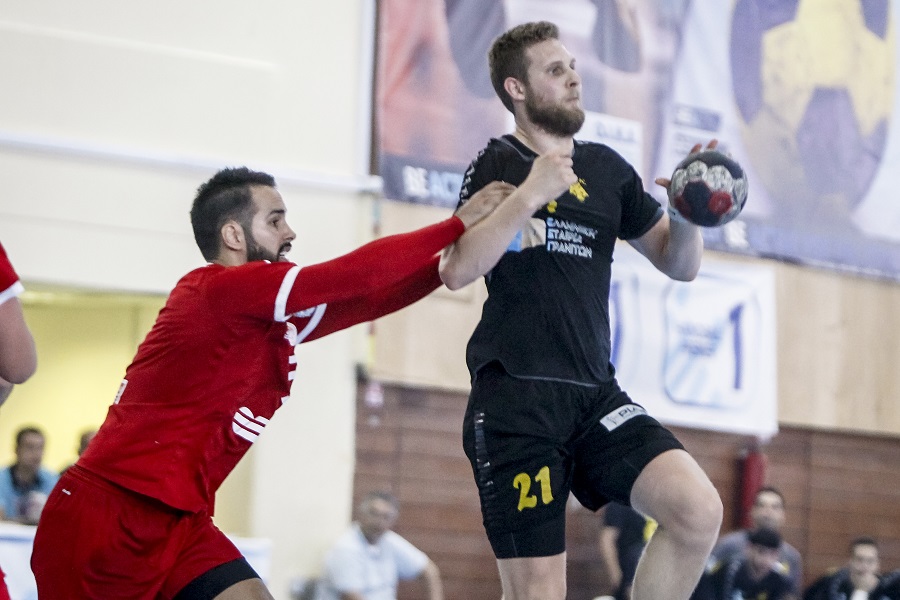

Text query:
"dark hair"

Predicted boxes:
[[190, 167, 276, 261], [850, 536, 879, 553], [754, 486, 785, 506], [360, 490, 400, 512], [748, 527, 782, 550], [488, 21, 560, 112], [78, 429, 96, 454], [15, 426, 44, 448]]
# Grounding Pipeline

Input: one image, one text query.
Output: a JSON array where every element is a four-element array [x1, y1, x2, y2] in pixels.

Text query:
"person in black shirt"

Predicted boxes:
[[600, 502, 656, 600], [439, 20, 723, 600], [694, 528, 792, 600], [804, 537, 892, 600]]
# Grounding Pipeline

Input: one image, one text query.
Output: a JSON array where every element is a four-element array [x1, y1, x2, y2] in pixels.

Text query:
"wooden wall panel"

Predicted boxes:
[[353, 382, 900, 600]]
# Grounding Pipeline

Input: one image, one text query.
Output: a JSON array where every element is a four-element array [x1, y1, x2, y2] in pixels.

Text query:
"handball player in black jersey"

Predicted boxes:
[[439, 21, 723, 600]]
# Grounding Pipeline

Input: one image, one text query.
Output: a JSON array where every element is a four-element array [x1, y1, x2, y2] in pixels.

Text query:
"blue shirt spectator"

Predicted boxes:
[[0, 427, 58, 524]]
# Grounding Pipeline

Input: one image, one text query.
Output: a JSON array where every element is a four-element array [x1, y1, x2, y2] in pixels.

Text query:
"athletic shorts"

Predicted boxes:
[[462, 362, 684, 559], [31, 465, 258, 599]]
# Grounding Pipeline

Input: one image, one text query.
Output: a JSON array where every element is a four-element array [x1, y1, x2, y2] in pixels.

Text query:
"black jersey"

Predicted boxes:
[[459, 135, 663, 385], [803, 569, 900, 600], [696, 559, 792, 600]]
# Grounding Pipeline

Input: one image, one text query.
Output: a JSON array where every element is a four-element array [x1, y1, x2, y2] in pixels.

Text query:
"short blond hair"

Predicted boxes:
[[488, 21, 560, 112]]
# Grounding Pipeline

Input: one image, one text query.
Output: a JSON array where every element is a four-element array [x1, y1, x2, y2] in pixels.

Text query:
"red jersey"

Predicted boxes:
[[0, 241, 23, 306], [79, 217, 464, 512]]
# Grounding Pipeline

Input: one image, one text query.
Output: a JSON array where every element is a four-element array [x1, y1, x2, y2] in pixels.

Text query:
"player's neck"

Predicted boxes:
[[512, 122, 574, 156], [214, 251, 249, 268]]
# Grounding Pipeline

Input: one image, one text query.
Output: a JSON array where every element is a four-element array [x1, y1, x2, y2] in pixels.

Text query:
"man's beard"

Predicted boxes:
[[245, 228, 280, 263], [246, 243, 278, 263], [524, 93, 585, 137]]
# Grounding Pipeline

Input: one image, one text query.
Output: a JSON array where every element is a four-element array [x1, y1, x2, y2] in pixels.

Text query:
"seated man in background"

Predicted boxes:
[[711, 486, 803, 595], [803, 537, 890, 600], [315, 491, 443, 600], [693, 528, 793, 600], [0, 426, 58, 525]]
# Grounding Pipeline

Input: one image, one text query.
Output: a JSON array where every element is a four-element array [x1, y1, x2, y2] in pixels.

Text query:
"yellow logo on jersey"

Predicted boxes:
[[547, 179, 588, 214], [569, 178, 589, 202]]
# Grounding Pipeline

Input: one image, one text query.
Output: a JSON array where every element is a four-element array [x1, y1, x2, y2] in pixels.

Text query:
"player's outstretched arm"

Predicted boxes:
[[440, 152, 576, 290], [0, 240, 37, 386], [0, 297, 36, 385]]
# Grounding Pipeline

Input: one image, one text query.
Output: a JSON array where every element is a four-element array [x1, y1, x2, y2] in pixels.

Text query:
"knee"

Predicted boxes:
[[501, 559, 567, 600], [671, 483, 723, 549], [693, 484, 724, 537]]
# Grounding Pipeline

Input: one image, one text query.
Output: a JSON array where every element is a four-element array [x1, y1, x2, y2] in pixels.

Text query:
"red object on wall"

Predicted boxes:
[[737, 443, 768, 528]]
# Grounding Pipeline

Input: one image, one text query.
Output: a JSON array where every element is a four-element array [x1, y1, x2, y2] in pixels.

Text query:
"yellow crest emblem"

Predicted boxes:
[[547, 179, 589, 214], [569, 178, 589, 202]]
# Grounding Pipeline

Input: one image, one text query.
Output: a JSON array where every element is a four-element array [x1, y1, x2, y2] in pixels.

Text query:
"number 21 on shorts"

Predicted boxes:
[[513, 466, 553, 511]]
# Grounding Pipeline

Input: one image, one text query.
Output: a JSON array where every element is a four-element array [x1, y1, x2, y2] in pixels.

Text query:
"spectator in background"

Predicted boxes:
[[693, 527, 793, 600], [711, 486, 803, 595], [315, 491, 443, 600], [0, 426, 58, 525], [60, 428, 97, 476], [803, 537, 891, 600], [599, 502, 656, 600]]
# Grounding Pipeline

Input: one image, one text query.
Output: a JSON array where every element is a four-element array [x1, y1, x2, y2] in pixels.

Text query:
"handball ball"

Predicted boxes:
[[668, 150, 748, 227]]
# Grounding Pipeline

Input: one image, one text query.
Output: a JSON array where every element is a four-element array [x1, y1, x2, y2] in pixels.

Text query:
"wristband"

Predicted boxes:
[[667, 202, 691, 225]]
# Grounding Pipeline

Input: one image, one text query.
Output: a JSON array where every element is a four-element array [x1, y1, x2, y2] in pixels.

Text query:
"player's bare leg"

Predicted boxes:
[[496, 552, 566, 600], [629, 449, 722, 600], [213, 578, 275, 600]]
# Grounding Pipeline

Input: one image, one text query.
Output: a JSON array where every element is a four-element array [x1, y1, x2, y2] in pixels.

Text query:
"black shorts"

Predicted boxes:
[[462, 363, 684, 559]]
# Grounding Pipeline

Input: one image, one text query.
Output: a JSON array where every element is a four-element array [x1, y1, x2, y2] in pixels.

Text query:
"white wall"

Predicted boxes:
[[0, 1, 376, 597]]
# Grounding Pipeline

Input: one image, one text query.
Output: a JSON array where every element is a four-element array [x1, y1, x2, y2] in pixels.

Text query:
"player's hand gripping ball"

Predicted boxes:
[[668, 150, 748, 227]]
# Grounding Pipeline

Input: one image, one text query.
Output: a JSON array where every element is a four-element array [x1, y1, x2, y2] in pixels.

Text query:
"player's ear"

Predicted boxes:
[[221, 220, 245, 252], [504, 77, 526, 102]]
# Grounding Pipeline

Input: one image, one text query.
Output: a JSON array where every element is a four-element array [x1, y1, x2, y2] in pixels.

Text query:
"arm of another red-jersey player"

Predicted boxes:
[[0, 241, 37, 387], [296, 256, 442, 343]]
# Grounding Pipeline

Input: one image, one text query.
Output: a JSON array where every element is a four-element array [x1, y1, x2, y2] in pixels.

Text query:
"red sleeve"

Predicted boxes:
[[285, 216, 464, 313], [0, 241, 24, 306], [202, 216, 463, 324], [296, 256, 442, 343]]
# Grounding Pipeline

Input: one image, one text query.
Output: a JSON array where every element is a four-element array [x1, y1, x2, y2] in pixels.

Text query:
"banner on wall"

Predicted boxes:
[[610, 244, 778, 438], [377, 0, 900, 281]]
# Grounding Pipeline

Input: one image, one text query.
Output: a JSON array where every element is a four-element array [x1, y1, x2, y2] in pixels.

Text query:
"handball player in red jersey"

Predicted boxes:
[[0, 240, 38, 600], [28, 166, 537, 599]]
